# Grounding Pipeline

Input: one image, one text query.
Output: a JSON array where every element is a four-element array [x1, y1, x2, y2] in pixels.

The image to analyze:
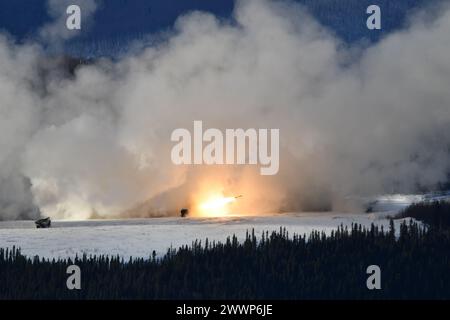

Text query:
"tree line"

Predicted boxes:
[[397, 200, 450, 230], [1, 219, 450, 299]]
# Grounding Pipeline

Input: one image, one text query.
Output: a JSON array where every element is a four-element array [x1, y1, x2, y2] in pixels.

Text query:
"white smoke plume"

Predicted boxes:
[[0, 0, 450, 220]]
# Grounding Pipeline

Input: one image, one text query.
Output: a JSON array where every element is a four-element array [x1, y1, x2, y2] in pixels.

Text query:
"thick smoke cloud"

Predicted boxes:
[[0, 0, 450, 220]]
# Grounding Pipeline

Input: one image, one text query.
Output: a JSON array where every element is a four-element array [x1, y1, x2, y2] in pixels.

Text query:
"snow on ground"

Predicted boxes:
[[0, 212, 412, 260]]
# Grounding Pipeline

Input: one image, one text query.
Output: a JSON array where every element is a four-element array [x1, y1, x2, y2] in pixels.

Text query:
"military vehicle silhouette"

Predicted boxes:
[[35, 217, 51, 228], [180, 208, 189, 217]]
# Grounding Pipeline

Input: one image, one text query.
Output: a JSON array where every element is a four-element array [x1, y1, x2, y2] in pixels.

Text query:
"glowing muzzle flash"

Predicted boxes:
[[198, 195, 242, 217]]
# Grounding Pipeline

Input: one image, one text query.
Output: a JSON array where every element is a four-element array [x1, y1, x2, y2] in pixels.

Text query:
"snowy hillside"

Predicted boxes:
[[0, 212, 414, 260]]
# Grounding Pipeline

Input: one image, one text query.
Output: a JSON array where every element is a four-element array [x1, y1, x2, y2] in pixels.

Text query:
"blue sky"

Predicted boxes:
[[0, 0, 436, 56]]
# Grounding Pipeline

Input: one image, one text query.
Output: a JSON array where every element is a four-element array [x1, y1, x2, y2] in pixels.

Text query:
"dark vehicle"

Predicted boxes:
[[180, 208, 189, 218], [35, 217, 51, 228]]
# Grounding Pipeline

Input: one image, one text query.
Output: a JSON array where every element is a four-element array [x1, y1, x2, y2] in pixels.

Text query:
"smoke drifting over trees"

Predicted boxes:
[[1, 0, 450, 220]]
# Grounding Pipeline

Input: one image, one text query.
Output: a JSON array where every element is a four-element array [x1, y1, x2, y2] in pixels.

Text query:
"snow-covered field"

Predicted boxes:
[[0, 212, 413, 260]]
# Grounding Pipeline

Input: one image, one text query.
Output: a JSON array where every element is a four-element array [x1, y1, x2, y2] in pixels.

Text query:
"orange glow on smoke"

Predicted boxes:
[[186, 166, 284, 217], [198, 195, 237, 217]]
